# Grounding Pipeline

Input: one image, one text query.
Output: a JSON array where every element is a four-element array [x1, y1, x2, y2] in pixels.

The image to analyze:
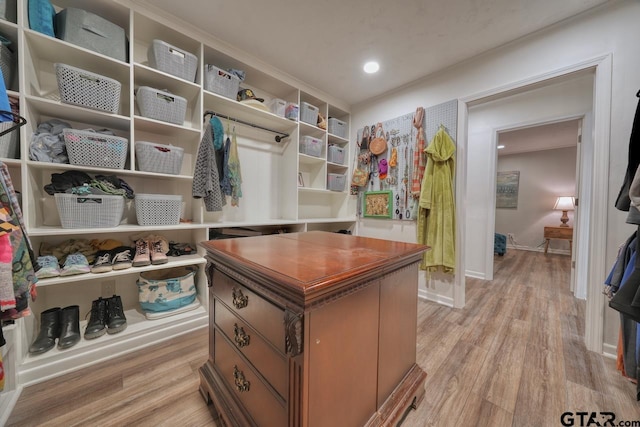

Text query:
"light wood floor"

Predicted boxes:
[[7, 250, 640, 426]]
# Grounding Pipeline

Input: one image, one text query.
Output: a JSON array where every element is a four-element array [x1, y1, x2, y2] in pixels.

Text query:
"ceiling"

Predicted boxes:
[[497, 119, 580, 157], [136, 0, 609, 106]]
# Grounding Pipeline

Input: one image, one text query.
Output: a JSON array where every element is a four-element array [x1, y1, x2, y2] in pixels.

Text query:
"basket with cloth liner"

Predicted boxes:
[[137, 266, 197, 313]]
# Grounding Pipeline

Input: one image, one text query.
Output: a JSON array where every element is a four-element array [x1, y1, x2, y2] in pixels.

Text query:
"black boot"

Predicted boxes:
[[29, 307, 61, 355], [58, 305, 81, 349], [106, 295, 127, 334], [84, 298, 107, 340]]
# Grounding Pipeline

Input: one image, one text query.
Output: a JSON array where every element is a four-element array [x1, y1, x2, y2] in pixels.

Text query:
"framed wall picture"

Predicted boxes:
[[363, 191, 393, 218], [496, 171, 520, 208]]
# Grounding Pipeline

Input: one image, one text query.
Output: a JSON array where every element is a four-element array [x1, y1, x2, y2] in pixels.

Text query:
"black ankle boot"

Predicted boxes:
[[29, 307, 61, 355], [58, 305, 80, 349], [106, 295, 127, 334], [84, 298, 107, 340]]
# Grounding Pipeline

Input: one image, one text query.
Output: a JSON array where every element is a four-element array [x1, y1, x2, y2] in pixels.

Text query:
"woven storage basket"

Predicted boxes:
[[135, 193, 182, 226], [54, 63, 121, 114], [327, 173, 346, 191], [300, 101, 319, 125], [148, 40, 197, 83], [135, 141, 184, 175], [327, 145, 345, 165], [137, 266, 197, 313], [204, 64, 240, 99], [300, 136, 322, 157], [0, 120, 19, 159], [0, 42, 14, 89], [136, 86, 187, 125], [63, 128, 128, 169], [328, 118, 347, 138], [55, 193, 124, 228]]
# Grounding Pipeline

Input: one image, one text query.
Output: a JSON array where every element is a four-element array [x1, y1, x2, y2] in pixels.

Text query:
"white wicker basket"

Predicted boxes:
[[55, 193, 124, 228], [0, 120, 19, 159], [204, 64, 240, 99], [135, 141, 184, 175], [135, 193, 182, 226], [54, 63, 121, 114], [136, 86, 187, 125], [148, 40, 197, 83], [327, 173, 346, 191], [328, 118, 347, 138], [63, 128, 128, 169], [327, 145, 345, 165], [300, 101, 319, 125]]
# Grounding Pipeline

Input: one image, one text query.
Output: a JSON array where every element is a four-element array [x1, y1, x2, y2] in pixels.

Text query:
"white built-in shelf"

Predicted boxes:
[[298, 153, 325, 165], [34, 255, 206, 287], [133, 115, 201, 135], [203, 90, 296, 136], [27, 160, 194, 181], [133, 63, 201, 90], [27, 223, 210, 237]]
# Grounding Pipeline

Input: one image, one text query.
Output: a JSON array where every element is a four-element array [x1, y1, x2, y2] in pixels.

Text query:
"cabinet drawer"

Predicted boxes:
[[213, 269, 285, 352], [544, 227, 573, 239], [214, 329, 287, 427], [214, 299, 288, 399]]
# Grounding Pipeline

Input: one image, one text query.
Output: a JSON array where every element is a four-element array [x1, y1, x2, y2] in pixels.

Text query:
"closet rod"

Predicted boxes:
[[203, 110, 289, 143]]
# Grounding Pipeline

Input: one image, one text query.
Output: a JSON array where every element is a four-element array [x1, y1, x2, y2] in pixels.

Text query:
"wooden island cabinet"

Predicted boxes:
[[199, 231, 428, 426]]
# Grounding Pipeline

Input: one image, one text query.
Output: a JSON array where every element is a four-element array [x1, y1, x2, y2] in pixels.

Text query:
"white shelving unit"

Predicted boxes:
[[0, 0, 355, 406]]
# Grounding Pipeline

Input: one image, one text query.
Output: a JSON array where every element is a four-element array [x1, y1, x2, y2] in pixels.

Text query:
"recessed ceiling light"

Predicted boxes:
[[497, 145, 505, 149], [363, 61, 380, 74]]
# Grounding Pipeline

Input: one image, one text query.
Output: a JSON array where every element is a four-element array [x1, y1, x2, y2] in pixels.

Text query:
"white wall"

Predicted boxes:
[[496, 147, 577, 252], [351, 0, 639, 350]]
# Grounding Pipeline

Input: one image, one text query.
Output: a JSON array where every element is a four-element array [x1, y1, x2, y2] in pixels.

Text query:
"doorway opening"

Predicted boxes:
[[456, 54, 612, 353]]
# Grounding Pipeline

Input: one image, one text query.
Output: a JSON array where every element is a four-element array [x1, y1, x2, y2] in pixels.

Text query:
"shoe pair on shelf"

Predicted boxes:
[[28, 305, 81, 355], [91, 246, 134, 274], [35, 253, 90, 279], [132, 236, 168, 267], [84, 295, 127, 340]]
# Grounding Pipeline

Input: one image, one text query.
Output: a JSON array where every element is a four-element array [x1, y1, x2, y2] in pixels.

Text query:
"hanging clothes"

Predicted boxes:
[[417, 126, 456, 273], [192, 121, 225, 212], [410, 107, 426, 198], [615, 91, 640, 212], [0, 163, 37, 310], [228, 127, 243, 207], [220, 132, 232, 197]]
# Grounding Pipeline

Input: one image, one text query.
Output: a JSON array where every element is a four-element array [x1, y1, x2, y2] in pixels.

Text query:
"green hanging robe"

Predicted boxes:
[[417, 126, 456, 273]]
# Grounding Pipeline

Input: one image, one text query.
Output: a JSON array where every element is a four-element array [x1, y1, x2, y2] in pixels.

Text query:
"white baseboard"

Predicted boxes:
[[419, 288, 454, 307], [506, 245, 570, 256], [602, 343, 617, 360], [465, 270, 486, 280]]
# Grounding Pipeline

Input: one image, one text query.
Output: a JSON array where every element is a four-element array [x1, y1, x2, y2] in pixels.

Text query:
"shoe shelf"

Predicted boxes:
[[33, 254, 206, 288], [18, 302, 208, 386]]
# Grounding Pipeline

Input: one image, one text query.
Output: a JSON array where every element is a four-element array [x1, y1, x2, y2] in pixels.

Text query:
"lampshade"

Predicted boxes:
[[554, 196, 575, 211]]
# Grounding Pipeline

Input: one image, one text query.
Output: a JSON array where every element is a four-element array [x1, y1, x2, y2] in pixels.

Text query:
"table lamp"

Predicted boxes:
[[554, 196, 575, 227]]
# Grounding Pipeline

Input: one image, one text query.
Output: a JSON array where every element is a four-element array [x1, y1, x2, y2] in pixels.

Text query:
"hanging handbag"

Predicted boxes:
[[360, 125, 370, 149], [351, 161, 370, 187], [352, 149, 371, 187], [369, 122, 387, 156]]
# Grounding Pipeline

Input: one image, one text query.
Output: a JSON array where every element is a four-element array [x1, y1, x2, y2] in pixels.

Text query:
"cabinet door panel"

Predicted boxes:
[[307, 283, 380, 427], [378, 265, 419, 407]]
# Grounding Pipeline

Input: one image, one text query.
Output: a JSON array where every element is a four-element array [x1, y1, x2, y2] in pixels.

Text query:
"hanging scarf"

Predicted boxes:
[[228, 129, 242, 206], [411, 107, 426, 198]]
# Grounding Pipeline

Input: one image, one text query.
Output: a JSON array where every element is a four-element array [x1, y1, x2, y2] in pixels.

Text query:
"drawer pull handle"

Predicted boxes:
[[234, 323, 250, 348], [233, 365, 250, 392], [232, 287, 249, 309]]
